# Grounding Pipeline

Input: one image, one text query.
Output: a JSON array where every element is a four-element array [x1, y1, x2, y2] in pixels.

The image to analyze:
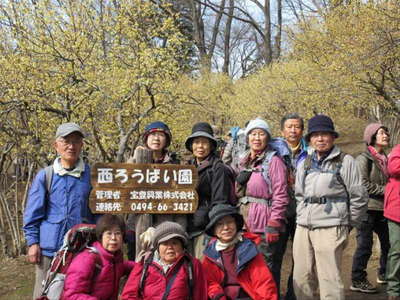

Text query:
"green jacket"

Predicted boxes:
[[356, 149, 387, 211]]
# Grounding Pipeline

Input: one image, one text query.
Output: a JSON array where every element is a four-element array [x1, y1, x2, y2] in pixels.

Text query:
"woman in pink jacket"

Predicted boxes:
[[121, 221, 207, 300], [236, 118, 289, 294], [384, 144, 400, 300], [61, 215, 134, 300]]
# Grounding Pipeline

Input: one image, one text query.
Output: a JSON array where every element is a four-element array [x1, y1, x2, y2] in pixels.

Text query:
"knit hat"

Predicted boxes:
[[185, 122, 218, 152], [363, 123, 388, 146], [143, 121, 172, 148], [244, 118, 272, 138], [205, 204, 244, 237], [152, 221, 189, 248], [55, 122, 85, 139], [305, 114, 339, 142]]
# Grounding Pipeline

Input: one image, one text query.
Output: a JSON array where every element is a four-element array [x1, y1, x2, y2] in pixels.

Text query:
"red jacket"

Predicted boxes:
[[121, 252, 207, 300], [202, 237, 278, 300], [384, 144, 400, 222], [61, 241, 134, 300]]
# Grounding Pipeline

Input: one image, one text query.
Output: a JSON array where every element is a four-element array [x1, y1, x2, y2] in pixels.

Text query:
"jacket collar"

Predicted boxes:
[[204, 238, 258, 273], [192, 154, 218, 172], [312, 145, 341, 162], [92, 241, 123, 263]]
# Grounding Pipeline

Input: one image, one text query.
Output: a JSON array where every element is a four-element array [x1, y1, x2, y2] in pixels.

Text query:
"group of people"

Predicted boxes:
[[22, 113, 400, 300]]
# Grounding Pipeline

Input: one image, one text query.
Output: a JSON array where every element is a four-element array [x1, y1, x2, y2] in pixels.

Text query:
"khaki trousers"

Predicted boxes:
[[32, 255, 52, 299], [293, 225, 348, 300]]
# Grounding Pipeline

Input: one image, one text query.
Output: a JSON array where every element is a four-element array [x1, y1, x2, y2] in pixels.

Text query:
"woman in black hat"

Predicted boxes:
[[185, 122, 234, 259], [126, 121, 182, 261], [202, 204, 278, 300]]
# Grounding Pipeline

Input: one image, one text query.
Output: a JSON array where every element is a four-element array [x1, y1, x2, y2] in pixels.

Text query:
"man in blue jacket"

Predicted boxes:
[[278, 113, 308, 299], [23, 122, 94, 299]]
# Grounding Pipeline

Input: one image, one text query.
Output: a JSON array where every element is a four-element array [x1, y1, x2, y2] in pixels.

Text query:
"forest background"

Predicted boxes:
[[0, 0, 399, 258]]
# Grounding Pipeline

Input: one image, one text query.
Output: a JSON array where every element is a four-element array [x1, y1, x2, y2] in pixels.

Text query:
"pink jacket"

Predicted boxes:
[[61, 241, 134, 300], [121, 252, 207, 300], [239, 151, 289, 233], [384, 144, 400, 223]]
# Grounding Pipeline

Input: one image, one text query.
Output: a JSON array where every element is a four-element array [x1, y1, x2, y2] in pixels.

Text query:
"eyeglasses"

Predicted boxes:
[[103, 231, 122, 238], [215, 219, 236, 228], [249, 132, 267, 138], [57, 138, 82, 146]]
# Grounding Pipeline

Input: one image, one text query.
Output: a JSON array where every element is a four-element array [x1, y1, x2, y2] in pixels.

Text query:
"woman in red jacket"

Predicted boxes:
[[202, 204, 278, 300], [121, 221, 207, 300], [384, 144, 400, 300], [62, 215, 134, 300]]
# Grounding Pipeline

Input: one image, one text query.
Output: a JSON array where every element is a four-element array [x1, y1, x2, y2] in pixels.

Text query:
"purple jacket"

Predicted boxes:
[[238, 151, 289, 233], [62, 241, 135, 300]]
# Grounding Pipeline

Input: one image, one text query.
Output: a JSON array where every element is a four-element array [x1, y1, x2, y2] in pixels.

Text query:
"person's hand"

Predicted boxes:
[[265, 220, 281, 244], [27, 244, 41, 264], [140, 227, 155, 251]]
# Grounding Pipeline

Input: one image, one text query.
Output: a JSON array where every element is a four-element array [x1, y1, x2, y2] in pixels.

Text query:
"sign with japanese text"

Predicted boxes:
[[89, 163, 199, 214]]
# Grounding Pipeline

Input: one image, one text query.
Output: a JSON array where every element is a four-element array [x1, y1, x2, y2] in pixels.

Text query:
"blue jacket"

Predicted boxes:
[[270, 137, 308, 170], [203, 237, 258, 273], [23, 164, 94, 257], [294, 138, 308, 169]]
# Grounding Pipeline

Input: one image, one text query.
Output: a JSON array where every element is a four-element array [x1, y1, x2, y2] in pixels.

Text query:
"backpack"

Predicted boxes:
[[303, 151, 351, 223], [303, 151, 349, 198], [208, 159, 238, 206], [36, 223, 99, 300], [261, 138, 293, 195], [44, 165, 54, 195], [139, 250, 194, 300], [230, 128, 248, 170]]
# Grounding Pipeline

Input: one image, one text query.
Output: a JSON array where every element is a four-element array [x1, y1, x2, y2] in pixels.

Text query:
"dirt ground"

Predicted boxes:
[[0, 229, 389, 300]]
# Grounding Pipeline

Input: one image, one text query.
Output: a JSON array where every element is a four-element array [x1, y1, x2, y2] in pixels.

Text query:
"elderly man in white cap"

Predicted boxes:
[[23, 122, 96, 299]]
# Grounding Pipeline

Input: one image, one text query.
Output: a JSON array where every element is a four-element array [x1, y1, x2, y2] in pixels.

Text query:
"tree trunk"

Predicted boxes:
[[263, 0, 272, 64], [223, 0, 234, 74], [274, 0, 282, 60], [130, 147, 153, 261]]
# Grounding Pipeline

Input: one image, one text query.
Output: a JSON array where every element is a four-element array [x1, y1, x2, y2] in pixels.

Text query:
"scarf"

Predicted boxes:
[[368, 146, 388, 177], [153, 250, 174, 273], [216, 232, 243, 252], [53, 157, 85, 177]]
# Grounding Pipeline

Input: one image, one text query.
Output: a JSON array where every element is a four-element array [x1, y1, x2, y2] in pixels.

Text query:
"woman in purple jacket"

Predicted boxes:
[[61, 215, 135, 300], [236, 118, 290, 295]]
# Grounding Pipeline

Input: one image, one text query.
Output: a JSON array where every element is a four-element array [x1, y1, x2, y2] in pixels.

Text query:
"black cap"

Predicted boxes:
[[185, 122, 218, 152], [305, 114, 339, 142]]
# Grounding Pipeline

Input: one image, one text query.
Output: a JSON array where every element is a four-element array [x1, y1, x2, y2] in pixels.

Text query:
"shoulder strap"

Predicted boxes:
[[303, 154, 312, 176], [44, 165, 54, 195], [185, 256, 194, 300], [139, 251, 154, 297], [333, 152, 352, 225], [261, 150, 276, 195], [161, 258, 186, 300], [333, 152, 349, 198], [367, 155, 373, 174]]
